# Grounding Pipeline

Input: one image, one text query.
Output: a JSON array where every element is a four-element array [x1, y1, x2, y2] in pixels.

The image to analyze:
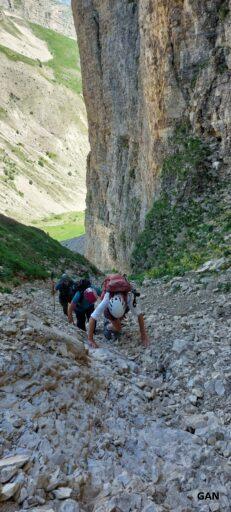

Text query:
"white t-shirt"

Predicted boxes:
[[91, 292, 141, 320]]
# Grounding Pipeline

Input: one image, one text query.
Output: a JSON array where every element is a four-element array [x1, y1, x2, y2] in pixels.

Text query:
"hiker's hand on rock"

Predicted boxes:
[[88, 338, 99, 349]]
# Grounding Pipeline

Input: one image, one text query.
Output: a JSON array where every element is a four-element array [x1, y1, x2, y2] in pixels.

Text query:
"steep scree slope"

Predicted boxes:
[[0, 268, 230, 510], [72, 0, 230, 272]]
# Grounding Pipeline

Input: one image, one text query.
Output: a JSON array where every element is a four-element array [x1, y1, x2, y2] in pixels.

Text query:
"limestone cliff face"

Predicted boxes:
[[72, 0, 230, 271]]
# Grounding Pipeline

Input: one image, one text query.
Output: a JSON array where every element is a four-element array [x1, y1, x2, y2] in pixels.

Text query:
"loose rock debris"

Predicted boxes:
[[0, 269, 230, 511]]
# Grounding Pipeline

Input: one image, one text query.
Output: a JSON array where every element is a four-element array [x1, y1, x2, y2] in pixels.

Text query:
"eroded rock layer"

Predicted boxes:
[[72, 0, 230, 271]]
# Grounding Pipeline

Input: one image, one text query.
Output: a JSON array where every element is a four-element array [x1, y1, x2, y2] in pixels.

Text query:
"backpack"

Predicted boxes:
[[101, 274, 132, 300], [58, 277, 73, 302]]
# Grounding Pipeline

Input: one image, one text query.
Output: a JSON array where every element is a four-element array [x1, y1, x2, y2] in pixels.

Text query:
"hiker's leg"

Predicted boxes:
[[86, 306, 96, 333], [60, 301, 68, 316], [76, 311, 86, 331], [110, 319, 122, 332], [103, 318, 112, 339], [104, 318, 122, 340], [103, 308, 121, 339]]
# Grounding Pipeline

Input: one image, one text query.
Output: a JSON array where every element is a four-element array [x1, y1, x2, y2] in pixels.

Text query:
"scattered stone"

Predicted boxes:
[[188, 394, 198, 405], [0, 465, 18, 483], [196, 258, 226, 273], [142, 504, 158, 512], [0, 479, 21, 501], [0, 270, 230, 511], [59, 499, 80, 512], [53, 487, 73, 500], [214, 379, 225, 396], [0, 454, 30, 470], [151, 464, 160, 483], [192, 387, 204, 398], [172, 338, 191, 354]]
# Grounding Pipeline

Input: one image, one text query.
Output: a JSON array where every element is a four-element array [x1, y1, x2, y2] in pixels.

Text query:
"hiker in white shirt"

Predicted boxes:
[[88, 288, 149, 349]]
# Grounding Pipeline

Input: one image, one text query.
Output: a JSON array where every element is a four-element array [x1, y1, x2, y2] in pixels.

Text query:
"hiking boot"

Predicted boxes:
[[104, 325, 113, 340]]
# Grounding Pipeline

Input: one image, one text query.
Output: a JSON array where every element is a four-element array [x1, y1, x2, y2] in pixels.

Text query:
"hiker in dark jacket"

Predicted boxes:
[[68, 285, 101, 331], [51, 274, 73, 315]]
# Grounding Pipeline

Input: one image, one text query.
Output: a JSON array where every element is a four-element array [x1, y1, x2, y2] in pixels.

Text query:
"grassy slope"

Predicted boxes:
[[29, 22, 82, 94], [0, 214, 96, 288], [0, 21, 82, 94], [32, 211, 85, 241], [0, 42, 37, 67], [0, 17, 86, 228], [131, 125, 231, 281]]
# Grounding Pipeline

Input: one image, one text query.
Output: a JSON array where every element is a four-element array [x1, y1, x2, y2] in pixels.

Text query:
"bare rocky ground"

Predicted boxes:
[[0, 266, 230, 511], [61, 236, 86, 256]]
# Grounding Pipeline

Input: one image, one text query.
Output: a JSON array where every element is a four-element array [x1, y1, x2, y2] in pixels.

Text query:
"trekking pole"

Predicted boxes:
[[51, 271, 56, 313]]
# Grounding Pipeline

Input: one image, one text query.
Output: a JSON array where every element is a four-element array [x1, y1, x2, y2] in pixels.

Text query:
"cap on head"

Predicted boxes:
[[61, 273, 71, 283]]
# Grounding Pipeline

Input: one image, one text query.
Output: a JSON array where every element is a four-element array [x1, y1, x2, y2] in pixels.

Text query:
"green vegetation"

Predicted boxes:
[[32, 211, 85, 242], [2, 155, 18, 182], [131, 125, 230, 281], [12, 145, 27, 162], [161, 125, 210, 200], [0, 286, 12, 294], [0, 22, 82, 95], [14, 0, 23, 7], [218, 1, 229, 20], [215, 282, 231, 293], [0, 43, 37, 67], [38, 157, 45, 167], [0, 106, 7, 119], [190, 59, 210, 89], [0, 214, 96, 284], [131, 194, 230, 281], [30, 23, 82, 94], [46, 151, 57, 160]]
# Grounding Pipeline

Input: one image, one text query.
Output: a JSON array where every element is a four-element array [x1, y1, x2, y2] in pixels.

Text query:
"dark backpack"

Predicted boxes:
[[59, 278, 74, 303]]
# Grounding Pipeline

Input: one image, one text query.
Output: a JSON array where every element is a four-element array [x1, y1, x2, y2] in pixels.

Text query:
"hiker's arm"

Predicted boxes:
[[87, 293, 110, 347], [51, 281, 56, 295], [138, 314, 149, 347], [88, 317, 98, 348], [68, 302, 75, 324], [68, 291, 81, 323]]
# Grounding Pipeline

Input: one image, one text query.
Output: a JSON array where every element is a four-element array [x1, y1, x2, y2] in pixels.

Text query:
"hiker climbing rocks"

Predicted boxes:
[[68, 284, 101, 332], [51, 273, 74, 316], [88, 274, 149, 349]]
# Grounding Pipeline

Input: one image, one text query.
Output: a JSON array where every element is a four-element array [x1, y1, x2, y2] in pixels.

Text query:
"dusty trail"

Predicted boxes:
[[0, 268, 230, 511]]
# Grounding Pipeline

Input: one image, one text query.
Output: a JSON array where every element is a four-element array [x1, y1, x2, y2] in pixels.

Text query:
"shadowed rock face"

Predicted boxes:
[[72, 0, 230, 271]]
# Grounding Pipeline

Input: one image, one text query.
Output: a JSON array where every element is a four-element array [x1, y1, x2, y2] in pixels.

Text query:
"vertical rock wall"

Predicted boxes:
[[72, 0, 230, 271]]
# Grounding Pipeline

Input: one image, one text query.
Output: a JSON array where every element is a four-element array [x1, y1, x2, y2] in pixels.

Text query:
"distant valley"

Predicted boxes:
[[0, 1, 87, 237]]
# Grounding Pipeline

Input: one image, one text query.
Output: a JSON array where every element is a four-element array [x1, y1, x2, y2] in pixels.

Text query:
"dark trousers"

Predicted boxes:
[[60, 299, 68, 316], [76, 305, 94, 332]]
